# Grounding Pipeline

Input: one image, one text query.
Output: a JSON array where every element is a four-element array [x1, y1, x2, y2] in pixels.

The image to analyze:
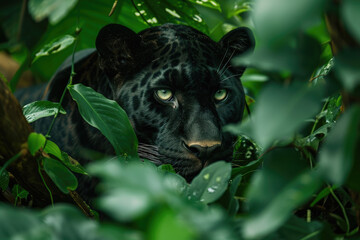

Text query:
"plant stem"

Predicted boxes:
[[0, 152, 22, 175], [37, 158, 54, 206], [329, 186, 350, 234]]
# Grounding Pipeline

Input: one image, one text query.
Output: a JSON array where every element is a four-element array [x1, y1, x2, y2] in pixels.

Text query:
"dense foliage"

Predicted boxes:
[[0, 0, 360, 239]]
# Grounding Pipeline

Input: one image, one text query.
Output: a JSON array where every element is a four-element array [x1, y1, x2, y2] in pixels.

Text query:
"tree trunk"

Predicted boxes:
[[0, 79, 72, 206]]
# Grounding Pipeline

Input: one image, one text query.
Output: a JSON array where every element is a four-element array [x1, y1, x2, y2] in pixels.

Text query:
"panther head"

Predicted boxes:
[[95, 23, 254, 180]]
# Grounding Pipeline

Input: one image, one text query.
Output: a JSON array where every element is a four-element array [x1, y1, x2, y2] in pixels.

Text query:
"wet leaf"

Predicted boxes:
[[187, 161, 231, 204], [33, 35, 75, 63], [23, 101, 66, 123]]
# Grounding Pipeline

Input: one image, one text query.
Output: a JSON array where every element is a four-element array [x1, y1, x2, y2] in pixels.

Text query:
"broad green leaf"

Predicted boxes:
[[242, 148, 322, 239], [61, 152, 88, 175], [188, 0, 221, 11], [68, 83, 138, 157], [225, 83, 323, 149], [148, 208, 196, 240], [44, 140, 63, 160], [23, 100, 66, 123], [33, 35, 75, 63], [187, 161, 231, 204], [28, 0, 78, 24], [43, 158, 78, 194], [28, 132, 46, 156], [342, 0, 360, 43], [134, 0, 209, 34], [318, 106, 360, 185], [0, 170, 9, 191]]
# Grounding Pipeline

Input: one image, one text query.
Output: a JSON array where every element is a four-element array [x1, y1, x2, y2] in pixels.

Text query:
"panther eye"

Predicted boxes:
[[214, 89, 228, 102], [155, 89, 173, 101]]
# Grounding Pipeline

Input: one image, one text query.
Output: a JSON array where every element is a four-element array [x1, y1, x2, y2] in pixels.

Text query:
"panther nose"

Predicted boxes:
[[183, 141, 221, 159]]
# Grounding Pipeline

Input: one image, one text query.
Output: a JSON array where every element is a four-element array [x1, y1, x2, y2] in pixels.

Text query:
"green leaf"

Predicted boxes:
[[68, 83, 138, 157], [23, 100, 66, 123], [28, 132, 46, 156], [334, 49, 360, 91], [228, 174, 242, 217], [310, 186, 337, 207], [43, 158, 78, 194], [0, 170, 9, 191], [12, 184, 29, 199], [242, 148, 322, 239], [187, 161, 231, 204], [342, 0, 360, 43], [28, 0, 78, 24], [148, 208, 196, 240], [0, 205, 51, 240], [225, 83, 323, 149], [318, 106, 360, 185], [158, 164, 176, 174], [135, 0, 209, 34], [33, 35, 75, 63], [44, 140, 63, 160], [188, 0, 221, 11], [252, 0, 326, 41], [61, 152, 88, 175]]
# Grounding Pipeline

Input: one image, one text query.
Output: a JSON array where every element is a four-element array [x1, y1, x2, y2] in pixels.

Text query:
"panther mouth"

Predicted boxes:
[[137, 143, 231, 181]]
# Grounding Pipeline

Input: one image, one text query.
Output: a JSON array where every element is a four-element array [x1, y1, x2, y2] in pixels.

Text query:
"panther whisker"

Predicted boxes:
[[216, 46, 229, 74], [220, 73, 244, 83], [219, 50, 236, 77], [138, 143, 163, 165]]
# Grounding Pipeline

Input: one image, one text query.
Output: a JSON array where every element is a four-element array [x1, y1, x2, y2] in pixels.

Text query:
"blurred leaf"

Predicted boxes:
[[228, 174, 242, 217], [252, 0, 326, 41], [0, 205, 52, 239], [225, 83, 323, 149], [28, 132, 46, 156], [68, 83, 138, 157], [28, 0, 78, 24], [242, 148, 322, 239], [269, 215, 326, 240], [43, 157, 78, 193], [134, 0, 209, 34], [148, 208, 196, 240], [334, 49, 360, 91], [44, 140, 63, 160], [236, 34, 322, 79], [187, 161, 231, 204], [40, 204, 103, 240], [33, 35, 75, 63], [0, 170, 9, 191], [318, 106, 360, 185], [342, 0, 360, 43], [12, 184, 29, 199], [61, 152, 87, 175], [23, 100, 66, 123]]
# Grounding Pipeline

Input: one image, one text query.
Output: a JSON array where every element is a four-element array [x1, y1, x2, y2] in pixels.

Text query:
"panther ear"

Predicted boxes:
[[218, 27, 255, 74], [96, 24, 147, 79]]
